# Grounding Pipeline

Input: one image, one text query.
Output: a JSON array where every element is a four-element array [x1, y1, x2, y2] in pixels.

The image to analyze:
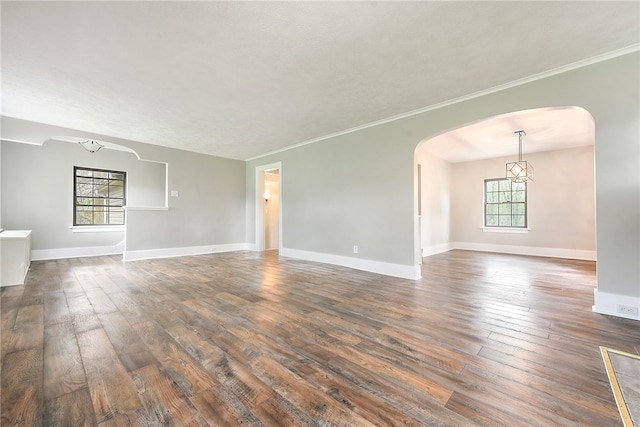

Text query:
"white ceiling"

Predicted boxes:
[[419, 106, 595, 163], [1, 2, 639, 160]]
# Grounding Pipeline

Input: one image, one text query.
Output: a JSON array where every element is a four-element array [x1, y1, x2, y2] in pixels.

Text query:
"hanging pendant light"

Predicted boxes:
[[506, 130, 533, 182]]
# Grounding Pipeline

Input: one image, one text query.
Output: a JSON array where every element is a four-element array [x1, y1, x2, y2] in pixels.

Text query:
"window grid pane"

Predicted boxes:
[[484, 178, 527, 228], [74, 167, 126, 226]]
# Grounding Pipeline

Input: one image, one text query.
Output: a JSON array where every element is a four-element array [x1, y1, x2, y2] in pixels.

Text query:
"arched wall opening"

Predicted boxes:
[[413, 106, 596, 266]]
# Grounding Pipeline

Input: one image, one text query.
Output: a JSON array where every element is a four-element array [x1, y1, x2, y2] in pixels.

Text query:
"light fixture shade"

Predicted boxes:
[[79, 139, 104, 153], [506, 160, 534, 182], [506, 130, 533, 182]]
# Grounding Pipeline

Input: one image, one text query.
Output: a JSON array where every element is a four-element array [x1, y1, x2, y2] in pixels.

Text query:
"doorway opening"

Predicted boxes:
[[263, 168, 280, 252], [255, 162, 282, 253], [414, 106, 596, 265]]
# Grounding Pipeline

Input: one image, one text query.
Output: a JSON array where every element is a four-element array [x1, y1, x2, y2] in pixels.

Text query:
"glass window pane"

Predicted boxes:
[[76, 183, 93, 197], [499, 215, 512, 226], [513, 215, 525, 227], [92, 207, 106, 225], [512, 190, 525, 202], [76, 208, 93, 224], [76, 177, 93, 185], [93, 182, 109, 197], [486, 204, 498, 214], [93, 171, 109, 179], [498, 204, 512, 215], [110, 172, 125, 180], [108, 209, 124, 225], [108, 198, 124, 206], [513, 182, 526, 191], [499, 180, 511, 192], [76, 169, 92, 177], [486, 215, 498, 226], [512, 203, 525, 214], [499, 192, 512, 203], [110, 182, 124, 198], [486, 192, 498, 203], [486, 181, 498, 192]]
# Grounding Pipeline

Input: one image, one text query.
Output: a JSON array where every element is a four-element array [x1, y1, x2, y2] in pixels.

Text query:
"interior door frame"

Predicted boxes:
[[255, 162, 282, 252]]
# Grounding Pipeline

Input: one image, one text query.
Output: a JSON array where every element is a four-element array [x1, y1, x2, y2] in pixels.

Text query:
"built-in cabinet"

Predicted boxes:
[[0, 230, 32, 287]]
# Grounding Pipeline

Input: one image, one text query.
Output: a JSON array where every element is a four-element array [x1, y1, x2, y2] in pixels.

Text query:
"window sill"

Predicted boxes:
[[123, 206, 169, 211], [482, 227, 530, 234], [70, 226, 125, 233]]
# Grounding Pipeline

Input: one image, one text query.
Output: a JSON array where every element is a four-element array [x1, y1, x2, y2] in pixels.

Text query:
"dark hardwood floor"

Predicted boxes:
[[2, 249, 638, 426]]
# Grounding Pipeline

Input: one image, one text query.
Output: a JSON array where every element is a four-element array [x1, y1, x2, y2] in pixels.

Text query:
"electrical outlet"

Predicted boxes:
[[170, 190, 179, 197], [616, 304, 639, 316], [353, 245, 358, 254]]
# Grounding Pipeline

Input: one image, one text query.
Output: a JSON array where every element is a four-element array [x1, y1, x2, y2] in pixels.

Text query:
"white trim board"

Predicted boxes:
[[451, 242, 596, 261], [280, 247, 421, 280], [123, 243, 250, 262], [593, 290, 640, 321], [422, 243, 454, 258], [31, 240, 125, 261]]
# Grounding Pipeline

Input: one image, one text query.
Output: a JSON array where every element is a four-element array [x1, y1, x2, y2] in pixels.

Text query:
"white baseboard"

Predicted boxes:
[[422, 243, 454, 257], [31, 241, 125, 261], [123, 243, 250, 262], [593, 290, 640, 321], [280, 247, 421, 280], [452, 242, 596, 261]]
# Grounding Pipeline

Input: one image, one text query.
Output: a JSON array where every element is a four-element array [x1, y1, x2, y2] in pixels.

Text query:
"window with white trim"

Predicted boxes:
[[74, 167, 126, 226], [484, 178, 527, 228]]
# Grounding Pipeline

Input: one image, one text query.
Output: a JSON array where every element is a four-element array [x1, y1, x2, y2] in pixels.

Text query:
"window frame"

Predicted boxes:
[[73, 166, 127, 227], [484, 178, 528, 229]]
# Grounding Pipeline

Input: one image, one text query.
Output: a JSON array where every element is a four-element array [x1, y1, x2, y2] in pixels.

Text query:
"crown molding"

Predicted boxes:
[[246, 44, 640, 161]]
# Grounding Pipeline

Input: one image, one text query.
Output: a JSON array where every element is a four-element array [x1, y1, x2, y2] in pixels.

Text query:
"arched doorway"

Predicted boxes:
[[414, 106, 596, 264]]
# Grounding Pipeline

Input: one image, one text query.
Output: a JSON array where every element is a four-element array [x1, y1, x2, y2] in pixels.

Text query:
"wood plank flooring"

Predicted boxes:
[[2, 249, 639, 426]]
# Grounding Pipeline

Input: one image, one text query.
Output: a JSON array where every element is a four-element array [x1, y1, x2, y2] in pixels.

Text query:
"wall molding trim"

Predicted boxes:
[[422, 243, 454, 258], [31, 240, 125, 261], [451, 242, 596, 261], [280, 247, 421, 280], [593, 290, 640, 321], [123, 243, 250, 262]]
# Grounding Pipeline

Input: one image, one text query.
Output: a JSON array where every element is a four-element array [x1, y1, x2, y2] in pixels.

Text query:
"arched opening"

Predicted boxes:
[[414, 106, 596, 265]]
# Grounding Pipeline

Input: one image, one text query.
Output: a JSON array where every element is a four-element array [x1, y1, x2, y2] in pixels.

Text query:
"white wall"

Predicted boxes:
[[416, 150, 452, 256], [451, 146, 596, 258], [123, 148, 246, 258]]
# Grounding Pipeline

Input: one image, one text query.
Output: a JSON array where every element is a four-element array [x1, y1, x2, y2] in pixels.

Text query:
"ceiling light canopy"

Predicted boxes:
[[506, 130, 534, 183], [79, 139, 104, 153]]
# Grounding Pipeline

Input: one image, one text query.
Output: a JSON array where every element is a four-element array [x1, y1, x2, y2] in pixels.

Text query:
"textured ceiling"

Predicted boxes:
[[1, 1, 639, 160]]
